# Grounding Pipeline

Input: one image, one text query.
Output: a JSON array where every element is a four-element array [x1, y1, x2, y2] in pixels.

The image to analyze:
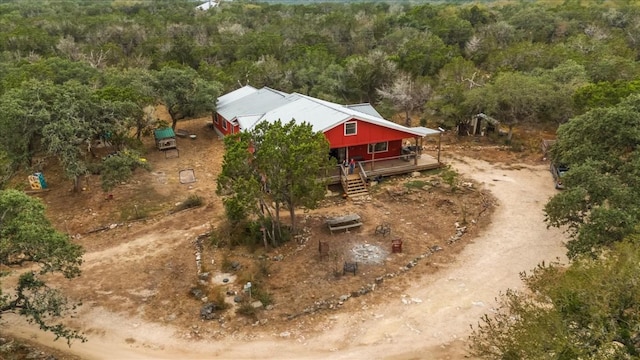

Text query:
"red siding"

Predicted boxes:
[[323, 119, 416, 160], [213, 113, 234, 136], [324, 119, 415, 147], [344, 140, 403, 161]]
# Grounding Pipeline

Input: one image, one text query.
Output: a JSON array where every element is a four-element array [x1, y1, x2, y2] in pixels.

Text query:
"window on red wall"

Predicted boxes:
[[222, 120, 228, 130], [214, 114, 219, 124], [344, 121, 357, 136], [368, 142, 388, 153]]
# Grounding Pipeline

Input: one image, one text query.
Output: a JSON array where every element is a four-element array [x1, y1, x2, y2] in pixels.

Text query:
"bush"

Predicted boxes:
[[175, 195, 203, 212]]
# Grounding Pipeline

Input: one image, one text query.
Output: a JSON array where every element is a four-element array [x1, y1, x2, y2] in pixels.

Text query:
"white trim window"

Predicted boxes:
[[222, 120, 228, 130], [368, 142, 388, 153], [214, 114, 219, 124], [344, 121, 357, 136]]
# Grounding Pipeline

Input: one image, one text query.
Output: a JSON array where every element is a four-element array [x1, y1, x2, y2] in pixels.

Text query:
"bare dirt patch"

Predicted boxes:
[[2, 116, 566, 359]]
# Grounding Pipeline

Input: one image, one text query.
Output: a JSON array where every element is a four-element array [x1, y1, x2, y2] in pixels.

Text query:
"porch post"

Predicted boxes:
[[371, 146, 375, 171], [437, 131, 442, 163], [413, 137, 418, 165]]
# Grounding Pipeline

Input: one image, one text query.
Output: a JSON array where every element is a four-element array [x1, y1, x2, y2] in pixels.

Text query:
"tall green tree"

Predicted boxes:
[[545, 94, 640, 259], [217, 120, 333, 246], [251, 120, 332, 235], [0, 190, 85, 345], [151, 67, 222, 130]]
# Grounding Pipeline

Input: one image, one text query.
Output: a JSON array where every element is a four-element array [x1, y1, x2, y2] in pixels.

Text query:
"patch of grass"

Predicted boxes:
[[236, 302, 257, 320], [174, 194, 203, 212], [220, 254, 233, 272], [439, 167, 460, 192], [404, 180, 429, 189], [120, 204, 151, 221]]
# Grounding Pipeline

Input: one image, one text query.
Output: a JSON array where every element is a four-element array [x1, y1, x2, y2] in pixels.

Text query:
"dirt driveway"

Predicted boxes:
[[4, 154, 568, 359]]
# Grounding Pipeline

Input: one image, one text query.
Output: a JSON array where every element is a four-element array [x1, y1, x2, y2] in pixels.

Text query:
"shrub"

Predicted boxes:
[[175, 195, 203, 211]]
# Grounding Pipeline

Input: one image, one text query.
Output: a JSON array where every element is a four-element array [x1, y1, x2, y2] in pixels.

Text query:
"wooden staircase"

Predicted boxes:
[[343, 174, 369, 198]]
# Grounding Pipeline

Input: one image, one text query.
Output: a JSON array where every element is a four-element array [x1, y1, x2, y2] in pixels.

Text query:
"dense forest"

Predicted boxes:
[[1, 0, 640, 356]]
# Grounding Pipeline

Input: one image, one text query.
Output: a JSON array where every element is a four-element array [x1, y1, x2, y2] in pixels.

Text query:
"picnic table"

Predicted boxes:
[[326, 213, 362, 234]]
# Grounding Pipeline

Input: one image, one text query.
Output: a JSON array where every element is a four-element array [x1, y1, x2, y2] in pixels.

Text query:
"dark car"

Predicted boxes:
[[550, 163, 569, 190]]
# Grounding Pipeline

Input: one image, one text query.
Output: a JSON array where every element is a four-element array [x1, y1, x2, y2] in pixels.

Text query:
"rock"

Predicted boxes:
[[231, 261, 240, 270], [109, 223, 118, 229], [279, 331, 291, 338], [234, 295, 243, 303], [200, 302, 219, 320], [339, 294, 350, 302], [265, 304, 274, 310], [190, 287, 204, 299], [198, 272, 210, 281], [165, 314, 177, 322], [272, 254, 284, 261], [411, 171, 421, 177], [251, 300, 263, 309]]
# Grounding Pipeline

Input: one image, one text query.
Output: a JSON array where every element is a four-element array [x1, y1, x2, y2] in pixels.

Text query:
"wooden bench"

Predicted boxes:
[[326, 214, 362, 234]]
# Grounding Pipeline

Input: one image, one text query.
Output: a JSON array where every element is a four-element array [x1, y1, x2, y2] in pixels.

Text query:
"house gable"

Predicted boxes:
[[323, 118, 419, 148]]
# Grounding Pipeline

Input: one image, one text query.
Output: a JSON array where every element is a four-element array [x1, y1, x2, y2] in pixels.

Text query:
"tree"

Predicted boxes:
[[216, 132, 262, 227], [377, 73, 432, 126], [100, 150, 150, 193], [251, 120, 332, 235], [151, 67, 222, 130], [217, 120, 333, 246], [545, 94, 640, 259], [0, 190, 85, 345], [343, 50, 397, 103], [429, 56, 486, 131], [464, 71, 548, 142], [470, 239, 640, 359]]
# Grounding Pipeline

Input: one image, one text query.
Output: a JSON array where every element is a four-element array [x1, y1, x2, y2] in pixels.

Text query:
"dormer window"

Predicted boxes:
[[344, 121, 357, 136]]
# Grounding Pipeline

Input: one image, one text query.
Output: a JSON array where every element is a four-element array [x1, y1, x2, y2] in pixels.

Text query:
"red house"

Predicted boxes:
[[213, 86, 440, 165]]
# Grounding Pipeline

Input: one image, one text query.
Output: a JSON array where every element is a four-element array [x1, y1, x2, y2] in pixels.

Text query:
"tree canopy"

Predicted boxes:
[[217, 120, 332, 247], [470, 238, 640, 359], [0, 189, 85, 344]]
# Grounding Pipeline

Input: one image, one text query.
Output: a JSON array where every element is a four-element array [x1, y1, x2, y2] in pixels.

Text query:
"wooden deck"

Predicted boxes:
[[325, 154, 442, 185]]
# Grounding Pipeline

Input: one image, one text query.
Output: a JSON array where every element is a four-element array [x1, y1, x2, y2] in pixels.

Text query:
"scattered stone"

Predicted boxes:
[[233, 295, 243, 303], [280, 331, 291, 338], [272, 254, 284, 261], [251, 300, 263, 309], [200, 302, 220, 320], [339, 294, 350, 302], [265, 304, 274, 311], [190, 287, 204, 299], [165, 314, 177, 322], [198, 272, 210, 281], [231, 261, 241, 270]]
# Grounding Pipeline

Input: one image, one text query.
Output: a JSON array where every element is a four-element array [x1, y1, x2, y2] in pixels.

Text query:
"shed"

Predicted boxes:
[[154, 128, 177, 150]]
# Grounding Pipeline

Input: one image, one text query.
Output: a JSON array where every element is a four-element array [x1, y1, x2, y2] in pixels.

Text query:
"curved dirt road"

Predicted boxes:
[[5, 157, 568, 359]]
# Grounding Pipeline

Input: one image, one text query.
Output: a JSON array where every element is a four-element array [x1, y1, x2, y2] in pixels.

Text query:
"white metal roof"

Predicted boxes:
[[217, 87, 438, 138], [196, 1, 218, 10], [216, 85, 257, 108], [344, 103, 383, 119], [217, 87, 289, 121]]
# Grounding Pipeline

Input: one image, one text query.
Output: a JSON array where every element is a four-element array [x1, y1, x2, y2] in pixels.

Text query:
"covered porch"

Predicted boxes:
[[325, 153, 442, 186]]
